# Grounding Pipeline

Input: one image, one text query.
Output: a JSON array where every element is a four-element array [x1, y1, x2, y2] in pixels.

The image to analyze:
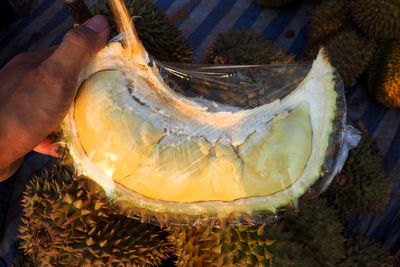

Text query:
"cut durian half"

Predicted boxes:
[[62, 0, 345, 224]]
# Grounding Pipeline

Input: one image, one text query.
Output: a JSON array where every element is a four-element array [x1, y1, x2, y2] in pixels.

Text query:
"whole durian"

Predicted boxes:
[[308, 0, 350, 44], [367, 40, 400, 107], [257, 0, 298, 9], [324, 29, 376, 87], [93, 0, 192, 62], [340, 235, 395, 266], [170, 197, 345, 266], [207, 29, 294, 65], [322, 131, 390, 221], [349, 0, 400, 39], [19, 164, 174, 266]]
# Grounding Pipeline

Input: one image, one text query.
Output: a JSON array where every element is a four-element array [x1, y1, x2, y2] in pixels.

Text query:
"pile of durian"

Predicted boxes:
[[13, 0, 396, 266], [305, 0, 400, 107], [258, 0, 400, 107]]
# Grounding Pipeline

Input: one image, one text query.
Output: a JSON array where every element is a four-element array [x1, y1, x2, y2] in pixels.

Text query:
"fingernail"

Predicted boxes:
[[83, 15, 108, 33]]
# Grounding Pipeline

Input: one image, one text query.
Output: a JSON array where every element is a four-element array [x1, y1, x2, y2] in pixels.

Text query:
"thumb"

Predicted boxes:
[[45, 15, 110, 73]]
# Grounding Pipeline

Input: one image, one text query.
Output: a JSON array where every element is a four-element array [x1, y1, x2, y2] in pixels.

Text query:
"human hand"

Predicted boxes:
[[0, 15, 110, 181]]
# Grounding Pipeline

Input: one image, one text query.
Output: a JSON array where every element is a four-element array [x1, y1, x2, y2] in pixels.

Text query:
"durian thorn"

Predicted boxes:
[[108, 0, 146, 57]]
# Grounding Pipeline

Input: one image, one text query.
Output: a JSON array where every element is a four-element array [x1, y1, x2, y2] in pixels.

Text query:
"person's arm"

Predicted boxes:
[[0, 15, 110, 181]]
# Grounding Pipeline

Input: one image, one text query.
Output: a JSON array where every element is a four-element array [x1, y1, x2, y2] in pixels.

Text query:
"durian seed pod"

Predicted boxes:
[[92, 0, 192, 63], [19, 163, 174, 266], [170, 196, 345, 266], [325, 28, 376, 88], [322, 129, 391, 221], [207, 29, 294, 65], [308, 0, 350, 44], [349, 0, 400, 39], [340, 234, 395, 266], [257, 0, 297, 9], [367, 40, 400, 108]]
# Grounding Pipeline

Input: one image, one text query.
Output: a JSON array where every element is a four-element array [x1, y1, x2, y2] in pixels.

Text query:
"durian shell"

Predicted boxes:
[[170, 196, 345, 267], [322, 129, 391, 220], [367, 40, 400, 108], [93, 0, 192, 63], [350, 0, 400, 39], [308, 0, 351, 44], [207, 29, 294, 65], [304, 28, 376, 88], [19, 164, 174, 266], [341, 235, 395, 266]]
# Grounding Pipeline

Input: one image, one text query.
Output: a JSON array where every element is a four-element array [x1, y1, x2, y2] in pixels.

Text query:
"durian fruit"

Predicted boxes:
[[367, 40, 400, 107], [340, 235, 395, 266], [308, 0, 350, 44], [322, 129, 390, 221], [305, 29, 376, 87], [257, 0, 297, 9], [170, 197, 345, 266], [93, 0, 192, 63], [349, 0, 400, 39], [19, 164, 173, 266], [62, 0, 346, 225], [207, 29, 294, 65]]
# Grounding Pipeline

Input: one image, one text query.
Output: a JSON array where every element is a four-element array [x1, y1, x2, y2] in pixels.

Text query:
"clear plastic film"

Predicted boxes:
[[63, 9, 361, 226]]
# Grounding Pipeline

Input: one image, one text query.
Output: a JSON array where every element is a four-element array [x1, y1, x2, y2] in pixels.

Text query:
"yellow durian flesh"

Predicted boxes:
[[75, 70, 312, 202]]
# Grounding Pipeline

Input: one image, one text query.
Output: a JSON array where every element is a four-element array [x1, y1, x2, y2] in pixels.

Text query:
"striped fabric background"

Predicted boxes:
[[0, 0, 399, 257]]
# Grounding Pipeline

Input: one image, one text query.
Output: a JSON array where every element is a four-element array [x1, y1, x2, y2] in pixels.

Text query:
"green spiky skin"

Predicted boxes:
[[19, 164, 173, 266], [170, 197, 345, 267], [207, 29, 294, 65], [340, 235, 395, 266], [93, 0, 192, 63], [257, 0, 297, 9], [367, 40, 400, 107], [308, 0, 350, 44], [350, 0, 400, 39], [309, 29, 375, 88], [326, 29, 376, 87], [322, 131, 390, 221]]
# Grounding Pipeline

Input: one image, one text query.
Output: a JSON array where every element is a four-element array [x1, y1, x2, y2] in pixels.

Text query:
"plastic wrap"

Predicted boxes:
[[62, 1, 360, 226]]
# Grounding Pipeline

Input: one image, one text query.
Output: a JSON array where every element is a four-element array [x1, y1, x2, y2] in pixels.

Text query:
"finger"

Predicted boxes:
[[25, 46, 58, 63], [33, 138, 61, 158], [2, 47, 57, 70], [44, 15, 110, 74]]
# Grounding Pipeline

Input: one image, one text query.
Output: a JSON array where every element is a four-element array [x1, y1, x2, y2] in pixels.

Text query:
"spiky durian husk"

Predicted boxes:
[[18, 164, 174, 266], [349, 0, 400, 39], [170, 197, 345, 266], [308, 0, 350, 44], [207, 29, 294, 65], [257, 0, 297, 9], [367, 40, 400, 107], [340, 235, 395, 266], [322, 132, 390, 221], [325, 29, 376, 87], [93, 0, 192, 63]]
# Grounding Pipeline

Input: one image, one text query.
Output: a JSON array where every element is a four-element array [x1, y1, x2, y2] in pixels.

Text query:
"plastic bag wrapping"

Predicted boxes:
[[64, 33, 359, 227]]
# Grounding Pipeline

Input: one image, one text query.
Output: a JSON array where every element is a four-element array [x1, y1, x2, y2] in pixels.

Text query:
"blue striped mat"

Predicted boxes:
[[0, 0, 399, 257]]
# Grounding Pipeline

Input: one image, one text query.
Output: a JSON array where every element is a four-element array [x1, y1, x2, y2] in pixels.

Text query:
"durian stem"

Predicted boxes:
[[108, 0, 146, 57]]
